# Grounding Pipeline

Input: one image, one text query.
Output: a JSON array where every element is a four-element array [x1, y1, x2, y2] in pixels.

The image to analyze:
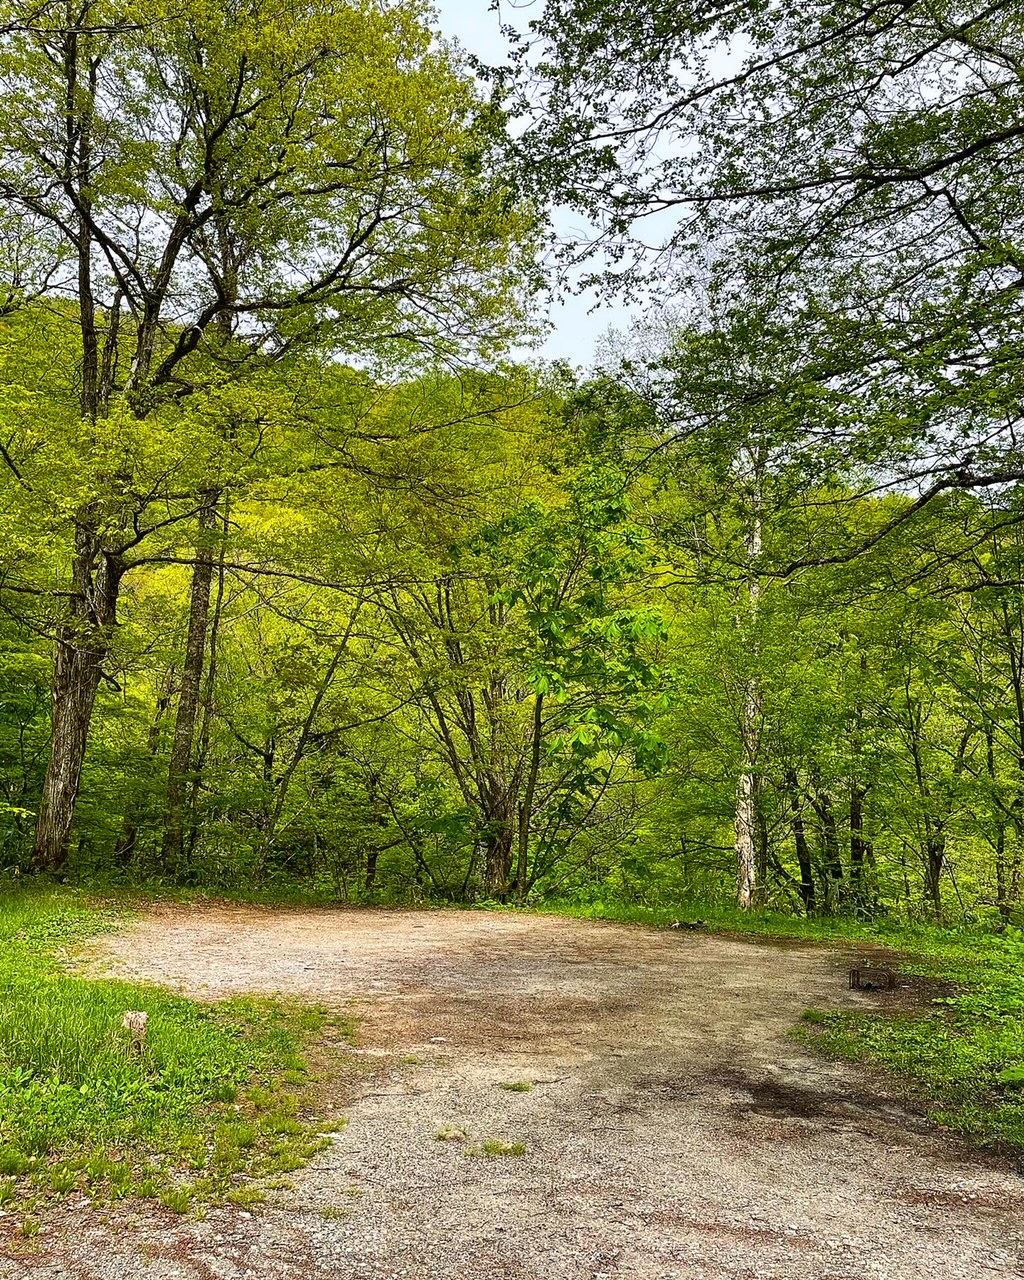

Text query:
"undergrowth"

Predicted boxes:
[[0, 885, 353, 1224]]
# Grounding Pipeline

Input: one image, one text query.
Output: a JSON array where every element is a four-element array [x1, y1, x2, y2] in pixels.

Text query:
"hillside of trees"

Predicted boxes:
[[2, 0, 1023, 925]]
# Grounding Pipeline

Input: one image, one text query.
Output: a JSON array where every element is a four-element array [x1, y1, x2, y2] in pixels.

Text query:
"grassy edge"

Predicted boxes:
[[0, 885, 355, 1232]]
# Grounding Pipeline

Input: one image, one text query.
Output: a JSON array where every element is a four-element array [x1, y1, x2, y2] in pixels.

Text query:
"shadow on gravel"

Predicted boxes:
[[714, 1064, 932, 1130]]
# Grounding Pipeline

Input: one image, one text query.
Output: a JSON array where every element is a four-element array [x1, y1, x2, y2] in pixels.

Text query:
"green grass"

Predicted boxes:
[[794, 934, 1024, 1151], [469, 1139, 527, 1157], [539, 896, 1024, 1152], [0, 885, 354, 1214]]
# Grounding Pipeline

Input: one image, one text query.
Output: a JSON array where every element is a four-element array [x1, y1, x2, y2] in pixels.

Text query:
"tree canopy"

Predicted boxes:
[[1, 0, 1024, 923]]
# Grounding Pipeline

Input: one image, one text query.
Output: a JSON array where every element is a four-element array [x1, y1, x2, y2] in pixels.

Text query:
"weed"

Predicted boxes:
[[320, 1204, 349, 1219], [159, 1185, 194, 1214], [435, 1126, 469, 1142], [257, 1149, 305, 1175], [469, 1140, 527, 1157], [217, 1121, 258, 1151], [498, 1081, 533, 1092], [0, 1150, 30, 1177], [47, 1165, 77, 1195], [19, 1217, 39, 1238], [225, 1185, 265, 1208]]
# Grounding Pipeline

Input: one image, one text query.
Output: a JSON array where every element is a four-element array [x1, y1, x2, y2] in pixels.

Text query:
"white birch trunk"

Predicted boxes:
[[735, 448, 763, 909]]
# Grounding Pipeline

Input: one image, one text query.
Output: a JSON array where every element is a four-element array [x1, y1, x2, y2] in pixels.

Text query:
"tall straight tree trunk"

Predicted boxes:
[[811, 774, 843, 912], [515, 692, 545, 903], [33, 530, 123, 871], [185, 504, 229, 860], [162, 497, 219, 869], [735, 454, 763, 910], [849, 782, 871, 905], [849, 651, 871, 909], [735, 766, 758, 910]]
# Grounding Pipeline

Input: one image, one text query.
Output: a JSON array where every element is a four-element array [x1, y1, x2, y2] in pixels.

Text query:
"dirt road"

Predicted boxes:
[[6, 906, 1023, 1279]]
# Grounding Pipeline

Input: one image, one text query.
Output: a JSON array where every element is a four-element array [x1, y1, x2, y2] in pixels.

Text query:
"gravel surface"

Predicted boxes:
[[3, 905, 1023, 1279]]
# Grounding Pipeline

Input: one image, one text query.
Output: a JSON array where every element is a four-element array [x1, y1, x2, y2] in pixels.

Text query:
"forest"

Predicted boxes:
[[2, 0, 1024, 929]]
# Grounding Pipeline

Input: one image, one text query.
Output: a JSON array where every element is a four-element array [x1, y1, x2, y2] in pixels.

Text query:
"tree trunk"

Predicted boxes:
[[365, 843, 379, 892], [484, 825, 515, 899], [811, 775, 843, 912], [849, 652, 871, 909], [515, 692, 544, 903], [735, 766, 757, 910], [185, 517, 228, 860], [483, 779, 516, 900], [162, 498, 219, 870], [734, 449, 762, 909], [924, 828, 945, 921], [786, 770, 816, 915], [31, 47, 115, 875], [753, 775, 769, 906], [33, 528, 123, 872], [849, 781, 871, 907]]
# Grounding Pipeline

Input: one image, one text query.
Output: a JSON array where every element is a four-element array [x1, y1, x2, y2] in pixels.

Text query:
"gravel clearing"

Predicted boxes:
[[3, 904, 1023, 1279]]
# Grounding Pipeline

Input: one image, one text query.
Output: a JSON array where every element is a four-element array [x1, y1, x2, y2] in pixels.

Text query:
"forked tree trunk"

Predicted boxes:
[[482, 779, 516, 900]]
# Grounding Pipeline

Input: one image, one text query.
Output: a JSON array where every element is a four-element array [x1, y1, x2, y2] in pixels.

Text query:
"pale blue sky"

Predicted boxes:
[[431, 0, 636, 368]]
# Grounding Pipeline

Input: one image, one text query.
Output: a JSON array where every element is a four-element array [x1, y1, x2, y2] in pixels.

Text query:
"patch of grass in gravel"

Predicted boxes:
[[435, 1126, 469, 1142], [498, 1080, 533, 1092], [540, 896, 1024, 1153], [0, 884, 353, 1217], [470, 1140, 527, 1157]]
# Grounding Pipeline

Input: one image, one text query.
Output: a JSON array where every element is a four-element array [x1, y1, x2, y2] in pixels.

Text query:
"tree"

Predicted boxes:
[[0, 0, 536, 870], [500, 0, 1024, 540]]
